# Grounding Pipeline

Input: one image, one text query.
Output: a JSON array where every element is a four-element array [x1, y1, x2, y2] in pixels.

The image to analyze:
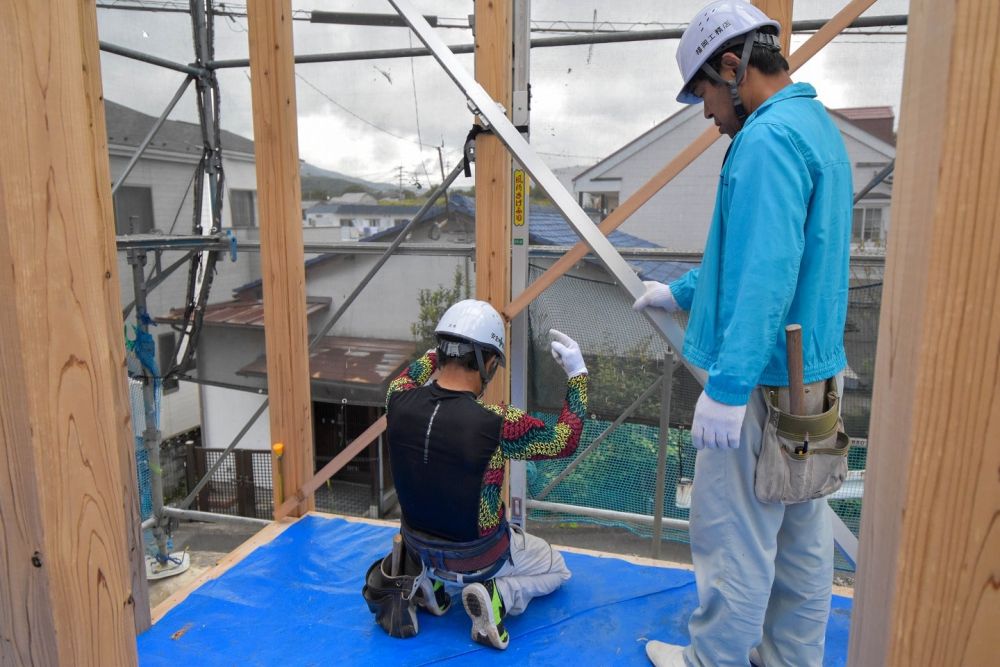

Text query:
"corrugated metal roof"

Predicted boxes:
[[237, 336, 415, 386], [158, 297, 331, 327], [832, 106, 894, 120]]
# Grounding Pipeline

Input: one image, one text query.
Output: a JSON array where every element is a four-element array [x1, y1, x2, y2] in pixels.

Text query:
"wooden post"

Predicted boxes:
[[83, 0, 151, 634], [848, 1, 1000, 665], [0, 0, 139, 663], [753, 0, 793, 55], [474, 0, 513, 408], [246, 0, 316, 517]]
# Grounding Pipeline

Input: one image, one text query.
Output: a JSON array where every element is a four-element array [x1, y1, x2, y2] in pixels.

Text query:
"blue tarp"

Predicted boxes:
[[139, 515, 851, 666]]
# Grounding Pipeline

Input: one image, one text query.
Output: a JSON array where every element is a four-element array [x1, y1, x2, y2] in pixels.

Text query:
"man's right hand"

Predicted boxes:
[[632, 281, 680, 312]]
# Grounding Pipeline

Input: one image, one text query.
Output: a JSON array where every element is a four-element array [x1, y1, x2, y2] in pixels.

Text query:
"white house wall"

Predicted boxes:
[[201, 385, 271, 452], [577, 110, 730, 251], [111, 149, 259, 439], [306, 253, 473, 340]]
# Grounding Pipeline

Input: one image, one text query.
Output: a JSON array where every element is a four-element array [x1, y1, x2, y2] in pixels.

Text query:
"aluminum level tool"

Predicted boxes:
[[387, 0, 705, 385]]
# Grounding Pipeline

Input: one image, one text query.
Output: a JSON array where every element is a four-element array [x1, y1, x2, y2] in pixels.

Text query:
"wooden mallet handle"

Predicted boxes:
[[390, 533, 403, 576], [785, 324, 806, 416]]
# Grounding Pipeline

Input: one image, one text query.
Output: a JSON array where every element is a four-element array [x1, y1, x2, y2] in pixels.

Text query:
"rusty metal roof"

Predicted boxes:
[[236, 336, 416, 403], [159, 297, 331, 328]]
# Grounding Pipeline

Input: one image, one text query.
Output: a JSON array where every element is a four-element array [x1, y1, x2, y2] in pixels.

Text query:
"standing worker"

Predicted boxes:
[[633, 2, 852, 665], [381, 299, 589, 650]]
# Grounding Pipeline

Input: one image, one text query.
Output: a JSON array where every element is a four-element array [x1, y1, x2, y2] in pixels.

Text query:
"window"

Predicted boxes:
[[852, 206, 885, 244], [229, 189, 258, 228], [113, 186, 154, 235], [579, 191, 620, 219]]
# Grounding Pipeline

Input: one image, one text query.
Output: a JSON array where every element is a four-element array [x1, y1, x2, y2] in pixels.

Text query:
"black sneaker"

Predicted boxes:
[[415, 578, 451, 616], [461, 579, 509, 650]]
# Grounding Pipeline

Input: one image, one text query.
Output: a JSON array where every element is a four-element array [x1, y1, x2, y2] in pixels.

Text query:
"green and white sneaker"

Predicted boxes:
[[461, 579, 509, 650], [415, 578, 452, 616]]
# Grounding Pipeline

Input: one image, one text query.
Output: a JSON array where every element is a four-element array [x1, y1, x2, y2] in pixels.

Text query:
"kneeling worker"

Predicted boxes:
[[385, 299, 589, 650]]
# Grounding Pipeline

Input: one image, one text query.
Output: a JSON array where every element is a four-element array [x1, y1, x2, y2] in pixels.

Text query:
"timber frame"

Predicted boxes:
[[2, 1, 995, 665]]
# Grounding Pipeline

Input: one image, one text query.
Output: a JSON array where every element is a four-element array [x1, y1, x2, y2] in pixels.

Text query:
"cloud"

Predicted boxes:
[[97, 0, 908, 177]]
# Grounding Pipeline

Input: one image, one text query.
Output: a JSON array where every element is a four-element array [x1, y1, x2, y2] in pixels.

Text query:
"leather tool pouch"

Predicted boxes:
[[754, 378, 850, 504]]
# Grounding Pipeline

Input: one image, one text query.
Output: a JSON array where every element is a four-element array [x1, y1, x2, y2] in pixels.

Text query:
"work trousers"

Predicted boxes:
[[491, 525, 571, 615], [684, 377, 842, 667]]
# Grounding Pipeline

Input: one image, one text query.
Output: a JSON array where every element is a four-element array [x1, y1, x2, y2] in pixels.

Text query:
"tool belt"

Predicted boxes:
[[401, 516, 511, 583], [753, 377, 850, 504]]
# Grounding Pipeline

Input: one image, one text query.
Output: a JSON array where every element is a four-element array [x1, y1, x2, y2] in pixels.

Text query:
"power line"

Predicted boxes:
[[407, 33, 433, 188], [294, 72, 438, 151]]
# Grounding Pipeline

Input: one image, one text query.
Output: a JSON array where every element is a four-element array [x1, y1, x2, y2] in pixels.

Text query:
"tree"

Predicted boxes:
[[410, 266, 470, 351]]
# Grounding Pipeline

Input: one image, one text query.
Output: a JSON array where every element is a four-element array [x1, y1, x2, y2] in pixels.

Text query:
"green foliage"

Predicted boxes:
[[584, 339, 663, 422], [410, 266, 470, 351]]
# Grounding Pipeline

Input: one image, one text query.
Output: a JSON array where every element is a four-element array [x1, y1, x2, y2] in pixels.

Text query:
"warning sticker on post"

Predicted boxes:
[[513, 170, 526, 226]]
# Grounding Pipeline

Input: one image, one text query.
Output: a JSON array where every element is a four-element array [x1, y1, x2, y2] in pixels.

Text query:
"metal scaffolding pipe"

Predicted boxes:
[[112, 76, 192, 196], [240, 240, 477, 256], [207, 15, 907, 69], [161, 506, 272, 528], [527, 499, 690, 532], [651, 355, 676, 558], [99, 40, 207, 77], [128, 249, 169, 563]]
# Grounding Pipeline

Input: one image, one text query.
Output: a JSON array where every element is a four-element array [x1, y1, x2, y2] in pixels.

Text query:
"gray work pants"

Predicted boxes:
[[684, 376, 842, 667]]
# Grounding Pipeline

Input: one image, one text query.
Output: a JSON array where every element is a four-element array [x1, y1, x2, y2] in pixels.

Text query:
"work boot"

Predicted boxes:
[[462, 579, 509, 650], [645, 640, 687, 666], [415, 578, 451, 616]]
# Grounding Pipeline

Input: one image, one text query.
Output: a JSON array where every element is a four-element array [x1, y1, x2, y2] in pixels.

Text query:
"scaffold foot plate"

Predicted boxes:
[[146, 551, 191, 581]]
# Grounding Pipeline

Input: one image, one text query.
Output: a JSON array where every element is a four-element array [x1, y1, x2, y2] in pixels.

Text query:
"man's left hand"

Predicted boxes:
[[692, 391, 747, 449]]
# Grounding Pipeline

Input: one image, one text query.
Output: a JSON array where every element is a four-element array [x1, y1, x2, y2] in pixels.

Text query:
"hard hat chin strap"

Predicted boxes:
[[473, 344, 498, 395], [700, 31, 779, 122]]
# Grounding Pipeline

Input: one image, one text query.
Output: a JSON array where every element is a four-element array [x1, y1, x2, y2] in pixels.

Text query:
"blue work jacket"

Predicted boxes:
[[669, 82, 852, 405]]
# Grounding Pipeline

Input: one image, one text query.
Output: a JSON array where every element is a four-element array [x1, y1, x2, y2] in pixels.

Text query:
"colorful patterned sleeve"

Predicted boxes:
[[483, 374, 589, 461], [386, 350, 438, 407]]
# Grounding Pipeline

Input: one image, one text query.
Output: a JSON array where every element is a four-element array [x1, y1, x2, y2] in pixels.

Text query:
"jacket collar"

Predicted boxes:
[[744, 81, 817, 127]]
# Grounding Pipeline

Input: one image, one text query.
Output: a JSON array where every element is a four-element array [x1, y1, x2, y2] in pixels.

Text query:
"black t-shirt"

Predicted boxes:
[[387, 382, 503, 543]]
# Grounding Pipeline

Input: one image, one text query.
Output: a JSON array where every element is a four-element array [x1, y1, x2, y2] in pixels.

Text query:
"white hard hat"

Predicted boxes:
[[434, 299, 506, 365], [676, 1, 781, 104]]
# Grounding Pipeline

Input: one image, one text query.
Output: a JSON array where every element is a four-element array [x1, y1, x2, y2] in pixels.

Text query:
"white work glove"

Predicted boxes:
[[691, 391, 747, 449], [549, 329, 587, 378], [632, 281, 679, 312]]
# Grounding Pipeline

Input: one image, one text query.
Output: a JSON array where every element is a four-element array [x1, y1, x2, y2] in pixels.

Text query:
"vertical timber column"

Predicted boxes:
[[474, 0, 514, 409], [83, 0, 151, 633], [753, 0, 793, 55], [0, 0, 139, 664], [247, 0, 316, 517], [848, 1, 1000, 665]]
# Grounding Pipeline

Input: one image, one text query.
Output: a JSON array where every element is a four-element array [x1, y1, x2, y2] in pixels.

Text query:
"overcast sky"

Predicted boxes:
[[97, 0, 909, 187]]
